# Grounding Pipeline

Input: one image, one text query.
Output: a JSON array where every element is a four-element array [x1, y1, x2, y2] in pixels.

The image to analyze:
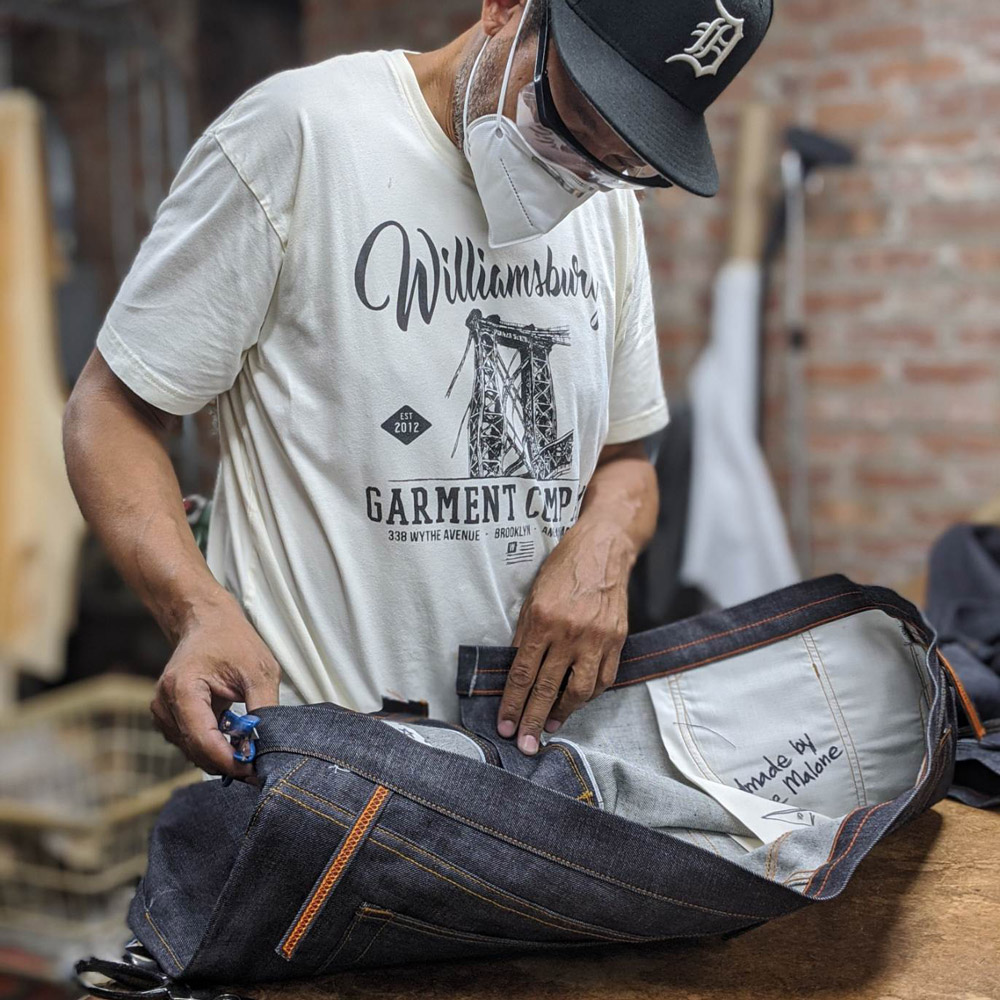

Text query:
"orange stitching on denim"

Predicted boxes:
[[544, 742, 592, 802], [368, 835, 648, 942], [468, 594, 867, 682], [782, 861, 832, 885], [280, 784, 389, 959], [792, 806, 858, 889], [260, 745, 773, 919], [284, 782, 354, 817], [811, 740, 944, 901], [621, 592, 866, 663], [801, 727, 947, 902], [319, 906, 366, 972], [380, 827, 632, 941], [273, 788, 352, 826], [271, 788, 638, 941], [361, 908, 505, 943], [693, 829, 722, 858], [765, 832, 792, 882], [808, 802, 891, 898], [358, 906, 634, 951], [782, 872, 814, 886], [367, 823, 639, 940], [357, 907, 572, 947], [938, 650, 987, 740], [472, 607, 930, 695], [247, 758, 309, 833], [352, 909, 397, 965], [144, 910, 182, 972], [360, 899, 733, 950]]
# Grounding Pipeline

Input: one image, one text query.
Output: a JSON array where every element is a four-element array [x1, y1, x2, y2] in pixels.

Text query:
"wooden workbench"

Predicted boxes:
[[197, 798, 996, 1000]]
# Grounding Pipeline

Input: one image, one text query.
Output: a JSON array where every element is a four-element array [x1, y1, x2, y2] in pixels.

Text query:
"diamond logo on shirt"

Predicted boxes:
[[381, 406, 431, 445]]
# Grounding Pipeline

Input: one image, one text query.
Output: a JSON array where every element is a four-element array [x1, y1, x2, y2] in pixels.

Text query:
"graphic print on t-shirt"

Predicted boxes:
[[381, 406, 432, 445], [94, 49, 671, 720], [447, 309, 574, 481], [356, 221, 597, 558]]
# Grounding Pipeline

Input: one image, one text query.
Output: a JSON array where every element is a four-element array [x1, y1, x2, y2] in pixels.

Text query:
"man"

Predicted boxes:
[[63, 0, 772, 781]]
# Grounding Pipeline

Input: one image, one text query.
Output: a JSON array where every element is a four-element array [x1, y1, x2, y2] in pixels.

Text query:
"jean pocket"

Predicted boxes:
[[376, 717, 503, 767], [321, 900, 608, 972]]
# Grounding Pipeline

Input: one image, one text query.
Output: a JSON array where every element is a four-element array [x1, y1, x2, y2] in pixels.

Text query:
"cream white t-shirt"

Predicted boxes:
[[96, 50, 670, 724]]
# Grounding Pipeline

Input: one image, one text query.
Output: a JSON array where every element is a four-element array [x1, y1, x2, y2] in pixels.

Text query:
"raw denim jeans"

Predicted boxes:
[[925, 522, 1000, 807], [126, 574, 967, 985]]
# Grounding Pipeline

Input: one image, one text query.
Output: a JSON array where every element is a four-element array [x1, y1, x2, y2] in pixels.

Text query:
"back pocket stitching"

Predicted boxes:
[[368, 830, 650, 943], [280, 779, 633, 940], [316, 904, 373, 974], [355, 904, 606, 952], [351, 909, 399, 966]]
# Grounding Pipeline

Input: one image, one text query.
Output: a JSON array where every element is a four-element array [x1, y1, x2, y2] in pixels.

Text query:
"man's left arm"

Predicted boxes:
[[496, 439, 659, 754], [497, 192, 667, 755]]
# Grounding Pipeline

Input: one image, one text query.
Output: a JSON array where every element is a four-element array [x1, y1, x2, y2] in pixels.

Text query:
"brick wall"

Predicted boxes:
[[304, 0, 1000, 589]]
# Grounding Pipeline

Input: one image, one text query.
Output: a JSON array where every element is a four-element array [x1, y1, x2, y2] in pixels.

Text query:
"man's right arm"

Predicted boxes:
[[63, 348, 279, 780]]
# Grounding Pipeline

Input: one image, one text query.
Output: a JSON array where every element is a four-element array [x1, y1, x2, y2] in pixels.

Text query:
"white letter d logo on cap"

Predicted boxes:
[[667, 0, 745, 78]]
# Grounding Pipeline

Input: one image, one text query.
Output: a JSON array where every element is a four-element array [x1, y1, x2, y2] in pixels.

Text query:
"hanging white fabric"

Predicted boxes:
[[679, 260, 800, 608]]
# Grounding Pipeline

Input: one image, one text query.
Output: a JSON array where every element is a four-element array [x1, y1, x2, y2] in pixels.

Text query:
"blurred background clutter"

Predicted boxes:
[[0, 0, 998, 990]]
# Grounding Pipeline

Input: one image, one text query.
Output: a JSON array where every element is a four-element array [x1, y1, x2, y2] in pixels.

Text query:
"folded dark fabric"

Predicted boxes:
[[120, 575, 978, 985], [925, 523, 1000, 806]]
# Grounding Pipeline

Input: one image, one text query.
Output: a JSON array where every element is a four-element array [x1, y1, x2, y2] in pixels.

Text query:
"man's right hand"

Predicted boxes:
[[63, 350, 283, 786], [150, 594, 281, 783]]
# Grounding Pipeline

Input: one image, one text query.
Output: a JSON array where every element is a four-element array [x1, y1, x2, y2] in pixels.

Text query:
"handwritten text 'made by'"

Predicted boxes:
[[733, 732, 843, 803]]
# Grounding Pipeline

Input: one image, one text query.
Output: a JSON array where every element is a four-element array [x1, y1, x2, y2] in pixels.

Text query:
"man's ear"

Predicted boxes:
[[481, 0, 525, 38]]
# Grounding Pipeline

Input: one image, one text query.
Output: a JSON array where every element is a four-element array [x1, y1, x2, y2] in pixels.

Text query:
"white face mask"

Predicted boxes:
[[462, 0, 601, 250]]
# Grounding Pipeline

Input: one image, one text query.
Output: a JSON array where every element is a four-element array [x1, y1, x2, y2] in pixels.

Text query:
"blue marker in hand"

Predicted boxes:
[[219, 710, 260, 787]]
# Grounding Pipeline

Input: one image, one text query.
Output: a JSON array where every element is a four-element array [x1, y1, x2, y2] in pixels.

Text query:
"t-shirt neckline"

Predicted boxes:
[[385, 48, 475, 186]]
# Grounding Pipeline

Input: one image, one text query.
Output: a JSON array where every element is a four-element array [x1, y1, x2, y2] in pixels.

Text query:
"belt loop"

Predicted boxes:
[[937, 649, 987, 742]]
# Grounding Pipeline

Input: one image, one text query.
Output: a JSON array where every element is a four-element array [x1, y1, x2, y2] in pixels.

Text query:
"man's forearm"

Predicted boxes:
[[497, 440, 659, 750], [63, 350, 232, 645], [65, 350, 280, 776], [566, 441, 659, 574]]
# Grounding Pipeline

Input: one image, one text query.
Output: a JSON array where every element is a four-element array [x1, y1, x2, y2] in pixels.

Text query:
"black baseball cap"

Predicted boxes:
[[549, 0, 774, 196]]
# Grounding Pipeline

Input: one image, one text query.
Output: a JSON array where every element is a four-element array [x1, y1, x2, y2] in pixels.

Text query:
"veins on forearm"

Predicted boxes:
[[572, 452, 658, 563]]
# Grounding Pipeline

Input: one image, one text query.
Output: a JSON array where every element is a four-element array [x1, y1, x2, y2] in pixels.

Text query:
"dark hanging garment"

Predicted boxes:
[[628, 402, 705, 632], [925, 523, 1000, 808]]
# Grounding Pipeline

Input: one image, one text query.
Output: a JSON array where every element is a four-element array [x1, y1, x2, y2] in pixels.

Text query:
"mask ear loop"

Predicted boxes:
[[463, 34, 490, 142], [463, 0, 536, 142], [495, 0, 535, 127]]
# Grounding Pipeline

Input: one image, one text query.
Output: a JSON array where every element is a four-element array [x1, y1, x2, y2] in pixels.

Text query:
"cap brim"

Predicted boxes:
[[549, 0, 720, 197]]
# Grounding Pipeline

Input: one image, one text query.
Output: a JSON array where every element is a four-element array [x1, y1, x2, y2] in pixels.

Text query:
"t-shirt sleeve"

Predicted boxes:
[[605, 195, 670, 446], [95, 127, 286, 416]]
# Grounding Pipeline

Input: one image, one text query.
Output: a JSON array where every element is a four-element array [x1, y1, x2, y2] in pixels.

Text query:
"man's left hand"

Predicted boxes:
[[496, 517, 636, 755]]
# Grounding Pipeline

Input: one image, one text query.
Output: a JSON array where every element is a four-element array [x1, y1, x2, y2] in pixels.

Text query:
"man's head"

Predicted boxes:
[[456, 0, 774, 196], [455, 0, 643, 179]]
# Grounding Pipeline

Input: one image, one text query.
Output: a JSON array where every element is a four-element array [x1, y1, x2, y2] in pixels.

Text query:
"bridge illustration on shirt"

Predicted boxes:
[[446, 309, 575, 481]]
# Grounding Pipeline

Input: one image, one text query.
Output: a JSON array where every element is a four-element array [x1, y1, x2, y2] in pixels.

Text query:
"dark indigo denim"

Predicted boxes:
[[925, 523, 1000, 807], [125, 575, 963, 985]]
